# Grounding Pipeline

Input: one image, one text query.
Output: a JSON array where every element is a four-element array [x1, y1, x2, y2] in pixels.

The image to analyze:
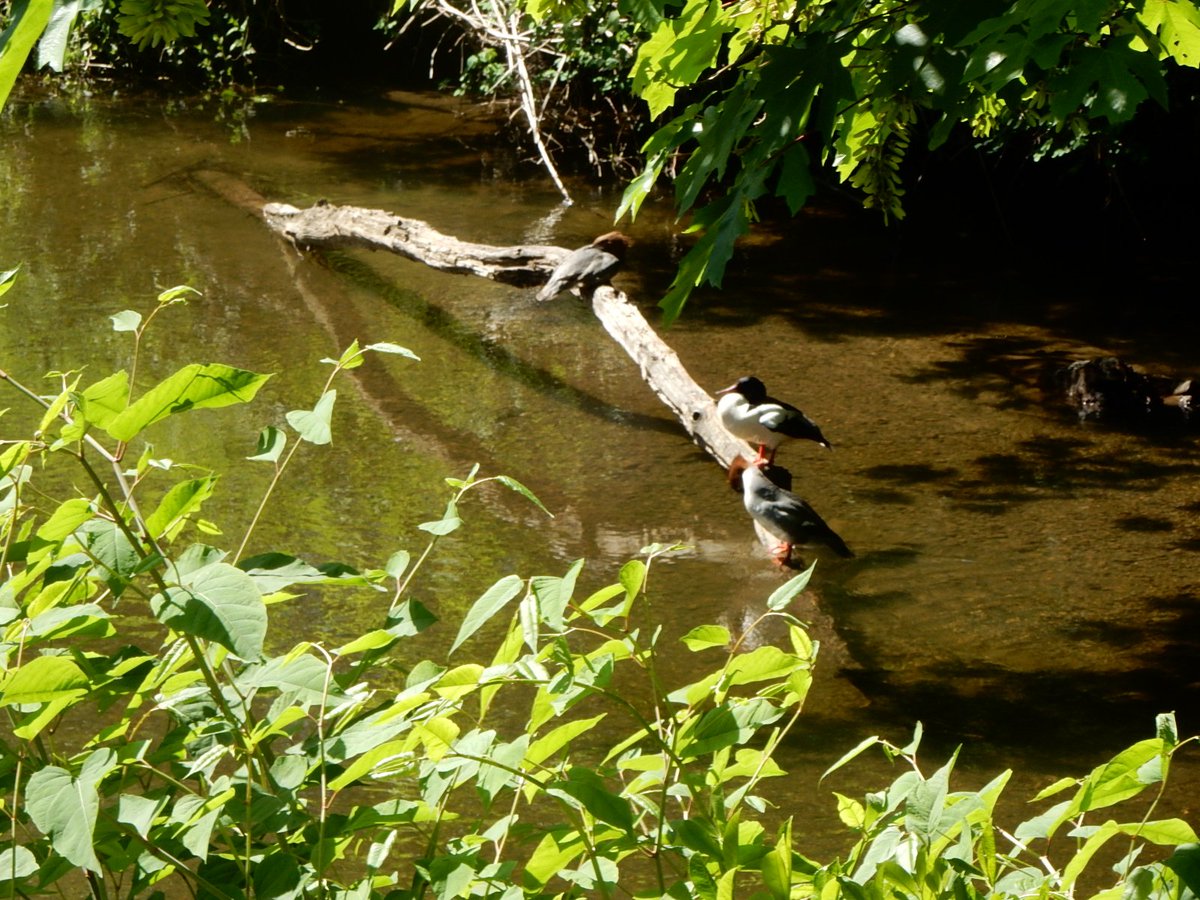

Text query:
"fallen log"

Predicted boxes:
[[262, 201, 750, 471]]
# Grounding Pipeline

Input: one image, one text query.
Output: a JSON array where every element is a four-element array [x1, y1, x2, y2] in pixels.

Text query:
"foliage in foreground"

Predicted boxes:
[[0, 282, 1198, 899]]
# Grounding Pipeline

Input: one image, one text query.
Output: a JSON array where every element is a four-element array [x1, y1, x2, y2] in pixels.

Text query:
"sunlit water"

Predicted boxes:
[[2, 86, 1197, 860]]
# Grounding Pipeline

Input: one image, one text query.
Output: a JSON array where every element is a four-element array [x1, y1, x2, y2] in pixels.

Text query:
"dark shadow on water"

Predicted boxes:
[[324, 251, 682, 437], [819, 584, 1200, 755]]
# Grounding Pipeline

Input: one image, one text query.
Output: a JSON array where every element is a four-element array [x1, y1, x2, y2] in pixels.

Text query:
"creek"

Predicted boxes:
[[1, 86, 1197, 857]]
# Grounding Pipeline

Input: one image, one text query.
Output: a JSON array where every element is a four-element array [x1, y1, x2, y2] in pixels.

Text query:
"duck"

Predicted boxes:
[[536, 231, 632, 301], [731, 457, 853, 566], [716, 375, 831, 462]]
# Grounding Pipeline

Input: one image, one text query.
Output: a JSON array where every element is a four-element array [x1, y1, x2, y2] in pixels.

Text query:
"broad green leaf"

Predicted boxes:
[[1118, 818, 1199, 845], [0, 846, 37, 881], [36, 497, 93, 541], [906, 749, 958, 837], [110, 309, 142, 332], [25, 749, 116, 873], [106, 363, 271, 441], [434, 663, 485, 700], [726, 646, 801, 685], [239, 651, 337, 706], [76, 370, 130, 431], [546, 768, 634, 832], [450, 574, 524, 654], [151, 562, 266, 660], [526, 715, 606, 767], [1063, 821, 1120, 889], [1139, 0, 1200, 65], [834, 792, 866, 829], [766, 563, 815, 611], [145, 475, 217, 540], [0, 0, 54, 111], [631, 0, 733, 118], [418, 500, 462, 536], [530, 559, 583, 631], [682, 624, 730, 651], [285, 389, 337, 444], [117, 793, 167, 838], [326, 340, 363, 369], [386, 549, 411, 580], [247, 425, 286, 462], [619, 559, 645, 599], [0, 655, 88, 705], [681, 698, 783, 758], [523, 830, 586, 887], [762, 817, 793, 900]]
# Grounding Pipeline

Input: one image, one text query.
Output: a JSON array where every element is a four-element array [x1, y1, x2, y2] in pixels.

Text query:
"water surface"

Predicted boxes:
[[2, 86, 1197, 856]]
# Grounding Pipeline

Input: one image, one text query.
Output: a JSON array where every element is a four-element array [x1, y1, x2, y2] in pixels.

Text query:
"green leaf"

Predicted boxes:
[[726, 646, 802, 685], [25, 749, 116, 873], [906, 749, 958, 837], [821, 735, 882, 782], [682, 698, 783, 758], [117, 793, 168, 838], [0, 655, 89, 705], [365, 341, 421, 360], [546, 768, 635, 832], [766, 562, 815, 611], [151, 562, 267, 661], [0, 846, 37, 881], [0, 265, 20, 300], [36, 497, 93, 541], [495, 475, 553, 517], [419, 500, 462, 536], [530, 559, 583, 631], [1139, 0, 1200, 66], [248, 425, 286, 462], [106, 363, 271, 441], [526, 715, 606, 767], [286, 389, 337, 445], [762, 817, 793, 900], [619, 559, 645, 599], [35, 0, 86, 72], [450, 575, 524, 654], [386, 550, 411, 580], [156, 284, 200, 306], [0, 0, 54, 112], [110, 309, 142, 332], [76, 370, 130, 431], [681, 624, 730, 651], [145, 475, 217, 540]]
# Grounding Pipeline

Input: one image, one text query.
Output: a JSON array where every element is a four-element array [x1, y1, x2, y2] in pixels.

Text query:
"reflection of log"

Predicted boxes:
[[262, 201, 750, 472]]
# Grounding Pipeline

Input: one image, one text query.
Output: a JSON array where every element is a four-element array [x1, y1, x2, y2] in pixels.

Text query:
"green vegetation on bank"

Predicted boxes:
[[0, 281, 1197, 898]]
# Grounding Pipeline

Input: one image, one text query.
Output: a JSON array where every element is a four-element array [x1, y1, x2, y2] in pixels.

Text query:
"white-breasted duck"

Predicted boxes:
[[536, 231, 632, 301], [730, 458, 853, 566], [716, 375, 830, 463]]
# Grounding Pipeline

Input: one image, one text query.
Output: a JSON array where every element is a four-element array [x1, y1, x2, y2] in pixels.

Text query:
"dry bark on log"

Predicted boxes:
[[263, 202, 567, 286], [261, 201, 750, 472]]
